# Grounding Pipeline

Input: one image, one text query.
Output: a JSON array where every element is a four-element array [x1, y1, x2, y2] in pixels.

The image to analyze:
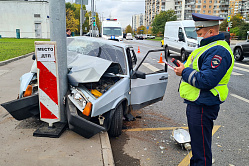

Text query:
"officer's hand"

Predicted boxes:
[[174, 60, 185, 76]]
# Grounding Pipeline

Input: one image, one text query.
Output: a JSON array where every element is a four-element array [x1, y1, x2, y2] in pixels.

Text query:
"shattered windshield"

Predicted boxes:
[[67, 38, 127, 74]]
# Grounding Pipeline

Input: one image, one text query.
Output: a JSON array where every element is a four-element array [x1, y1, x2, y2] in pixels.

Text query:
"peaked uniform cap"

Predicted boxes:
[[192, 13, 224, 31]]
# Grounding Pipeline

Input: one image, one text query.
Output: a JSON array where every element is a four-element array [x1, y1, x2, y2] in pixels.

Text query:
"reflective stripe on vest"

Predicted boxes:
[[179, 40, 234, 102]]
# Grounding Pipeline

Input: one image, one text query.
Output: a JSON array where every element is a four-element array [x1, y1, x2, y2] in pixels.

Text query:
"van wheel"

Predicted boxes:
[[108, 104, 123, 137], [165, 46, 170, 57], [181, 50, 186, 62], [234, 47, 244, 61]]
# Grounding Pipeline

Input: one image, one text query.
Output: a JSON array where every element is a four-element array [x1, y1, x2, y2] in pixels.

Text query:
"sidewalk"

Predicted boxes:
[[0, 54, 114, 166]]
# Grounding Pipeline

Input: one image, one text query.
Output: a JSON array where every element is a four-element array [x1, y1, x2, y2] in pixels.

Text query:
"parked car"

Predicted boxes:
[[147, 34, 155, 39], [126, 33, 133, 40], [1, 37, 168, 139], [164, 20, 198, 62], [135, 34, 144, 40], [233, 40, 249, 61]]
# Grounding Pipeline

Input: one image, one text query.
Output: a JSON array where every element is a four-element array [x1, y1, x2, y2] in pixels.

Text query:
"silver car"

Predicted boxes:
[[1, 37, 168, 138]]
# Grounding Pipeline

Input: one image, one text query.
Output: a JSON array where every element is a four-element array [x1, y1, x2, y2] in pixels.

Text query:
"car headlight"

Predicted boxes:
[[187, 42, 197, 47]]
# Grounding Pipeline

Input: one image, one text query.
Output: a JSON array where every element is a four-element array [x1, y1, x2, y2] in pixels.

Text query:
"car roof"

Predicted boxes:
[[69, 36, 127, 48]]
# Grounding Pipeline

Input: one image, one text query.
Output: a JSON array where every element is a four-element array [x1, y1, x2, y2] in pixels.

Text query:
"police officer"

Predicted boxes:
[[174, 13, 234, 166]]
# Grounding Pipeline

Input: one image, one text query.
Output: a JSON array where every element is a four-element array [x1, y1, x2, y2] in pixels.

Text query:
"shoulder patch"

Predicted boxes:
[[211, 55, 222, 68]]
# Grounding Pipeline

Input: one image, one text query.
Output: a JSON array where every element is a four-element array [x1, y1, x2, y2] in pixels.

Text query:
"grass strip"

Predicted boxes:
[[0, 38, 49, 61]]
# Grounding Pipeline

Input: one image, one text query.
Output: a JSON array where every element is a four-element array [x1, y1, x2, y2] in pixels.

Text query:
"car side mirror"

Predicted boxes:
[[131, 70, 146, 79], [32, 54, 36, 60]]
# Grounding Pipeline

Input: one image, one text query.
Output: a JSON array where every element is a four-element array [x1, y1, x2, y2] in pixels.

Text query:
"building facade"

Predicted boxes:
[[0, 0, 50, 38], [229, 0, 249, 20], [145, 0, 174, 27], [132, 14, 145, 30]]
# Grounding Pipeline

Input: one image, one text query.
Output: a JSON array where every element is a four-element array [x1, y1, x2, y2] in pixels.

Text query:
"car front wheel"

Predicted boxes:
[[108, 104, 123, 137], [234, 47, 244, 61], [181, 49, 186, 62]]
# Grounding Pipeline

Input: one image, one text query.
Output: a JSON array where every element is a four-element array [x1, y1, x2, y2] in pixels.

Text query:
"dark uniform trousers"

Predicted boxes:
[[186, 104, 219, 166]]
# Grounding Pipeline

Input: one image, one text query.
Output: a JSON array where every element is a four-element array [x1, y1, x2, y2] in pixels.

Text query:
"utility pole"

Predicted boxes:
[[181, 0, 185, 21], [49, 0, 68, 123], [80, 1, 83, 36]]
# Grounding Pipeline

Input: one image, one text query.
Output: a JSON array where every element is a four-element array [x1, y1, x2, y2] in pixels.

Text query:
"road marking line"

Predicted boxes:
[[231, 93, 249, 103], [233, 66, 249, 73], [231, 71, 244, 76], [143, 63, 160, 72], [234, 62, 249, 68], [178, 125, 221, 166], [125, 126, 188, 132]]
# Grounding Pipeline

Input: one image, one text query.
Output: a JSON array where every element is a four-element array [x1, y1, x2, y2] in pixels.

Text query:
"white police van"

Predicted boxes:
[[164, 20, 198, 61]]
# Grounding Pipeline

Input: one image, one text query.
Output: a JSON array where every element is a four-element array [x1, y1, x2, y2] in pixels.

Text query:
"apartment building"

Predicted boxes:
[[229, 0, 249, 20], [145, 0, 174, 27], [132, 14, 145, 30]]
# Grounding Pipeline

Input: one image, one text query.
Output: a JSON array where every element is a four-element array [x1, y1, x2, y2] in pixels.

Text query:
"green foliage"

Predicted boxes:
[[66, 2, 76, 12], [125, 25, 132, 33], [230, 14, 244, 28], [137, 25, 146, 34], [227, 14, 249, 39], [219, 20, 228, 31], [66, 8, 79, 32], [152, 10, 177, 35], [0, 38, 49, 61]]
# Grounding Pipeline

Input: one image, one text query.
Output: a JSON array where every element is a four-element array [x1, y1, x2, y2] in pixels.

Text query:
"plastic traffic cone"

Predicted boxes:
[[158, 53, 163, 63], [137, 46, 141, 53]]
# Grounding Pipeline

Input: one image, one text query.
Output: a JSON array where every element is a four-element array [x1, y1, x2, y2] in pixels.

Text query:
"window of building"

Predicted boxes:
[[208, 10, 211, 13], [198, 5, 201, 8], [203, 5, 206, 8], [203, 10, 206, 13], [214, 10, 216, 13], [34, 14, 40, 18], [209, 0, 212, 3], [203, 0, 206, 3], [209, 5, 212, 8]]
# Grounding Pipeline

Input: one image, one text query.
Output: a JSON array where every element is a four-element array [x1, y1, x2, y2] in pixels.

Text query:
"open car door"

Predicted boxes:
[[130, 49, 168, 110]]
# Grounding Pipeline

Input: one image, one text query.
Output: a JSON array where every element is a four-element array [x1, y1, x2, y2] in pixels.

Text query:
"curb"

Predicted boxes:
[[0, 52, 34, 66], [99, 132, 115, 166]]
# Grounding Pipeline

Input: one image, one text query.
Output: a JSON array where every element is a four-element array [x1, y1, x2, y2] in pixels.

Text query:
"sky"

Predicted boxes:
[[66, 0, 145, 28]]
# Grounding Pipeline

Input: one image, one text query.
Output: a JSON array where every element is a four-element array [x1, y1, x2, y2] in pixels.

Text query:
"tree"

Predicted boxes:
[[137, 25, 146, 34], [66, 2, 76, 12], [230, 14, 244, 29], [125, 25, 132, 33], [152, 10, 177, 36], [66, 8, 79, 32], [147, 27, 153, 35], [219, 20, 228, 31]]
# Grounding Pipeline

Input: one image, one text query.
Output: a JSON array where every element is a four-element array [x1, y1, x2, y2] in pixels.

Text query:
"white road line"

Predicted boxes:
[[231, 71, 244, 76], [233, 66, 249, 73], [231, 93, 249, 104], [143, 63, 160, 72], [234, 62, 249, 68]]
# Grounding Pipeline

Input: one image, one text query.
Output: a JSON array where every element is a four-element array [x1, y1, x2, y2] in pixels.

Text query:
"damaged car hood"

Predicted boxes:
[[67, 55, 112, 86]]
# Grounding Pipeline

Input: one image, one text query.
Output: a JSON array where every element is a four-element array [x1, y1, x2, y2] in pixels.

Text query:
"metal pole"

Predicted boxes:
[[80, 0, 83, 36], [49, 0, 67, 123], [181, 0, 185, 21], [91, 0, 94, 37]]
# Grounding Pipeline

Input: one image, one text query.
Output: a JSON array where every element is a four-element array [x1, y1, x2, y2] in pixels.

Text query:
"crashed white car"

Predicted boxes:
[[1, 37, 168, 138]]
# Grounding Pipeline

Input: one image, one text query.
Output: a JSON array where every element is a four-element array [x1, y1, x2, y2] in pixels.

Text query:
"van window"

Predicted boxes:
[[184, 27, 197, 39]]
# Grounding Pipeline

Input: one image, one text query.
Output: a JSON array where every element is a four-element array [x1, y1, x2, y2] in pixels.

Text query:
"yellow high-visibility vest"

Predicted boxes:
[[179, 40, 234, 102]]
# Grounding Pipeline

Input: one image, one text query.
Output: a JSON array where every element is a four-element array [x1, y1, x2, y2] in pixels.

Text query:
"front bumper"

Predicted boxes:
[[66, 97, 106, 139], [1, 94, 39, 120]]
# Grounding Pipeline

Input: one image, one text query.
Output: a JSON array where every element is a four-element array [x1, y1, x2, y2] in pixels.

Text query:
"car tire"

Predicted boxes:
[[234, 47, 244, 61], [108, 103, 123, 137], [165, 46, 170, 57], [181, 49, 186, 62]]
